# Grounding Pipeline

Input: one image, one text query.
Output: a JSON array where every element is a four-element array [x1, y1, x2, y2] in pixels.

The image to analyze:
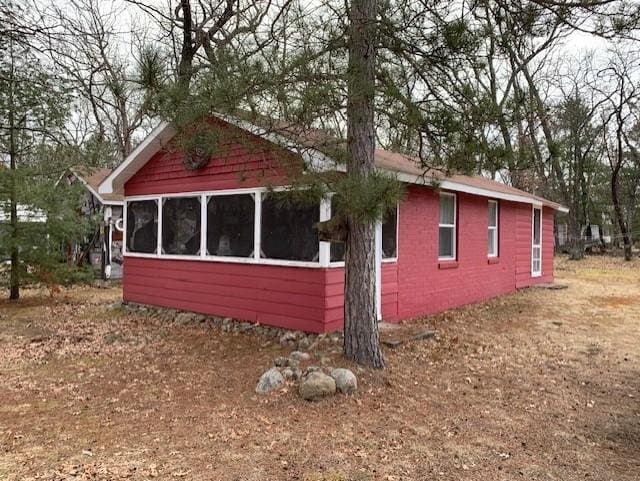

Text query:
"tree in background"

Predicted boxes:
[[0, 3, 93, 299]]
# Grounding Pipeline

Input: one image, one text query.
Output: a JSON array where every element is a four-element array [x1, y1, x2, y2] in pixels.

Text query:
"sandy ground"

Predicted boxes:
[[1, 256, 639, 480]]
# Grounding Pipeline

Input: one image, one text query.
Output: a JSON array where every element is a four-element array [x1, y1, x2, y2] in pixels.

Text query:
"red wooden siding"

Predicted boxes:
[[323, 262, 399, 329], [123, 257, 330, 332], [125, 118, 298, 197]]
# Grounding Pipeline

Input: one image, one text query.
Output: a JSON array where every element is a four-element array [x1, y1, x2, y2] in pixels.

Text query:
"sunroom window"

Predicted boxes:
[[126, 199, 158, 254], [161, 197, 201, 255], [261, 195, 319, 262], [207, 194, 255, 257], [438, 193, 456, 260]]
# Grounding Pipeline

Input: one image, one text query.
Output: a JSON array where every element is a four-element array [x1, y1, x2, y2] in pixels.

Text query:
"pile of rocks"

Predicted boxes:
[[255, 351, 357, 401], [119, 302, 343, 350]]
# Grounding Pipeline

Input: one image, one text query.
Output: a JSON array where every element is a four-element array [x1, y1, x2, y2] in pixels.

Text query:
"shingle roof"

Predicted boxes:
[[75, 167, 123, 204], [374, 149, 565, 211]]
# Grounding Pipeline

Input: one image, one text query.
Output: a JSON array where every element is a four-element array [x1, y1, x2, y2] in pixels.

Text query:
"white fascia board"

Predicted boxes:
[[215, 113, 346, 173], [98, 122, 176, 196], [394, 171, 566, 211]]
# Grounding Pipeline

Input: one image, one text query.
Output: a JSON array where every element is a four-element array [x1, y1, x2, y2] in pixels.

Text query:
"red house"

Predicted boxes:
[[99, 116, 567, 333]]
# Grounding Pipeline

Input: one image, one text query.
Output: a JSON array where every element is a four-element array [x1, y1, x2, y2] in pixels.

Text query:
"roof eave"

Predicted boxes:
[[98, 121, 176, 196], [394, 171, 568, 212]]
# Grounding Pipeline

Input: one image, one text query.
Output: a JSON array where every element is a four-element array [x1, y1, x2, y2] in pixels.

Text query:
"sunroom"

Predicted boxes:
[[124, 188, 398, 268]]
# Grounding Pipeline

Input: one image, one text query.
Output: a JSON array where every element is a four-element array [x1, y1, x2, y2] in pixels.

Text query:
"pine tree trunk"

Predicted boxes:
[[343, 0, 384, 368]]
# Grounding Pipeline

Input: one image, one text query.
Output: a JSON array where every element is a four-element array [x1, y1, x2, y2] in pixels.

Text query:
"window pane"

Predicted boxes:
[[126, 200, 157, 254], [330, 242, 345, 262], [439, 226, 454, 258], [488, 202, 497, 227], [207, 194, 255, 257], [533, 209, 541, 244], [330, 196, 345, 262], [488, 229, 496, 256], [382, 209, 397, 259], [261, 195, 319, 261], [162, 197, 201, 255], [329, 197, 398, 261], [440, 194, 455, 225]]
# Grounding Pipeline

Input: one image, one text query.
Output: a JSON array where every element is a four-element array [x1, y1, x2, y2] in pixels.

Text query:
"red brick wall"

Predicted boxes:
[[386, 186, 554, 321]]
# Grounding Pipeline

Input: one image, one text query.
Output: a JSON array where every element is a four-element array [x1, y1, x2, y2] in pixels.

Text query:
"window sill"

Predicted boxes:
[[438, 260, 459, 269], [487, 257, 500, 265]]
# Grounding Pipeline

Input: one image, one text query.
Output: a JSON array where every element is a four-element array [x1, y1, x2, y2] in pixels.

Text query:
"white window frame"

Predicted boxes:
[[203, 191, 258, 262], [122, 197, 160, 256], [438, 192, 457, 261], [488, 200, 498, 258], [531, 206, 542, 277], [123, 187, 329, 268], [160, 195, 203, 258]]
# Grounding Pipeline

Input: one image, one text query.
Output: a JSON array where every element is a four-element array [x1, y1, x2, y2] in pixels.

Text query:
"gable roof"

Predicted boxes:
[[99, 115, 568, 213], [73, 167, 123, 205]]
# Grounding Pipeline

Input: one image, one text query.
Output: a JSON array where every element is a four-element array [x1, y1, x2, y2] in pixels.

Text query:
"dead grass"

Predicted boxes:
[[1, 257, 640, 480]]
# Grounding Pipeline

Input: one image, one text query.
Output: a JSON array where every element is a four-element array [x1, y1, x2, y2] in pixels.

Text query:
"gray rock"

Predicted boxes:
[[289, 351, 311, 362], [175, 312, 205, 325], [281, 367, 301, 381], [279, 331, 300, 345], [330, 368, 357, 394], [303, 366, 321, 376], [297, 336, 312, 350], [298, 371, 336, 401], [274, 356, 290, 367], [255, 368, 284, 394]]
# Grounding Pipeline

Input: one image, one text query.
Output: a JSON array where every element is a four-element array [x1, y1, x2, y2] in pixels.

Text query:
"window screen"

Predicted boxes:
[[261, 195, 319, 262], [438, 194, 456, 259], [329, 197, 398, 261], [207, 194, 255, 257], [161, 197, 201, 255], [126, 199, 158, 254]]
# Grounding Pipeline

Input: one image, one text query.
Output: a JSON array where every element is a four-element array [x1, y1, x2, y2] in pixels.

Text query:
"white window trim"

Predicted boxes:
[[488, 200, 499, 258], [124, 187, 328, 269], [438, 192, 457, 261], [531, 206, 542, 277], [160, 195, 202, 256]]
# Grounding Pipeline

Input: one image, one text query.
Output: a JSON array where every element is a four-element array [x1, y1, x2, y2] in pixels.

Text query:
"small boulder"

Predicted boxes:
[[255, 368, 284, 394], [279, 331, 300, 345], [298, 371, 336, 401], [289, 351, 311, 362], [330, 368, 357, 394]]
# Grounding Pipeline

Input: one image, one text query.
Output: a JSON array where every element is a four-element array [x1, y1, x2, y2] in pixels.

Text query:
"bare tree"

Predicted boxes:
[[600, 47, 640, 260], [42, 0, 161, 161]]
